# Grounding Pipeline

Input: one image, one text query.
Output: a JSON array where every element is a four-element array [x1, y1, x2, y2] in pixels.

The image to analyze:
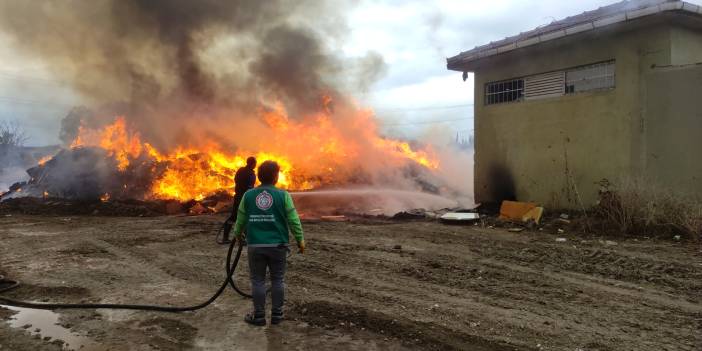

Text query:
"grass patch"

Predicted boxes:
[[596, 178, 701, 240]]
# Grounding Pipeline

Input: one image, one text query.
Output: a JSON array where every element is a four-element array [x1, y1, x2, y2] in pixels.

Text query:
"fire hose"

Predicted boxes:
[[0, 223, 252, 311]]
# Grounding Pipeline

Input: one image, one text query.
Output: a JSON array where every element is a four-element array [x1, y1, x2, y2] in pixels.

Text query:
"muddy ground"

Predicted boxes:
[[0, 214, 700, 350]]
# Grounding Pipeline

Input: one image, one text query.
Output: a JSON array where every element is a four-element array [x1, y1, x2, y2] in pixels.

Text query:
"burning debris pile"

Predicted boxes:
[[2, 111, 443, 208]]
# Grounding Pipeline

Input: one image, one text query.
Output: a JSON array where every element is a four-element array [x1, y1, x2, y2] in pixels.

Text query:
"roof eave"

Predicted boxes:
[[447, 1, 702, 72]]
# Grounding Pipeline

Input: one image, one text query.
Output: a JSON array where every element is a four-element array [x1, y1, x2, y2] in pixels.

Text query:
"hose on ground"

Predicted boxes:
[[0, 223, 251, 311], [0, 276, 19, 294]]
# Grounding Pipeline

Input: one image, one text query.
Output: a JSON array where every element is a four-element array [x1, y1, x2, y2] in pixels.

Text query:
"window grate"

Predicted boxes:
[[485, 78, 524, 105], [484, 60, 615, 106], [565, 61, 615, 94]]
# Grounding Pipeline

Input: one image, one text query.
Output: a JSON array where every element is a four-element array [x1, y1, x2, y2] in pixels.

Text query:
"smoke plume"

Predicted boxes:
[[0, 0, 382, 148]]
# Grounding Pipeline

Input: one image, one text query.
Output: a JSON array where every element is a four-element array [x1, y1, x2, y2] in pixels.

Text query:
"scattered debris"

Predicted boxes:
[[0, 197, 164, 216], [522, 207, 544, 224], [498, 201, 544, 224], [188, 203, 208, 215], [321, 215, 347, 222], [164, 201, 183, 215], [439, 212, 479, 223], [499, 201, 536, 220], [392, 245, 402, 250], [423, 211, 441, 219], [557, 229, 565, 234], [508, 227, 525, 233], [601, 240, 618, 246], [392, 209, 426, 220], [559, 213, 570, 220], [555, 238, 567, 242], [211, 201, 230, 214]]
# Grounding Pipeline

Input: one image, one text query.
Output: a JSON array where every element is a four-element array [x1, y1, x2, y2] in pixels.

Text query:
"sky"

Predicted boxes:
[[1, 0, 701, 146]]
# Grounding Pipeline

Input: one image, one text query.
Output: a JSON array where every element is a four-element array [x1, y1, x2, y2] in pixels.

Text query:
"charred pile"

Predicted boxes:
[[0, 197, 161, 217], [2, 147, 157, 201]]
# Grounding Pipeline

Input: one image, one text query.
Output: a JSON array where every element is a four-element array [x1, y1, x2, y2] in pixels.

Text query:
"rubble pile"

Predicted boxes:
[[2, 147, 159, 201], [0, 194, 234, 217], [0, 197, 163, 216]]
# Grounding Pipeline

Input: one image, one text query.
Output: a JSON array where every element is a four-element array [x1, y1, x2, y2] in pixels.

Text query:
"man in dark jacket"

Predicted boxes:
[[221, 156, 256, 243]]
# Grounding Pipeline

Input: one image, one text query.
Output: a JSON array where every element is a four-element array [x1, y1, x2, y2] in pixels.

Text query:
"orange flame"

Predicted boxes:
[[373, 139, 439, 170], [99, 117, 142, 170], [37, 155, 53, 166], [70, 117, 141, 170], [68, 102, 440, 202], [145, 146, 298, 201]]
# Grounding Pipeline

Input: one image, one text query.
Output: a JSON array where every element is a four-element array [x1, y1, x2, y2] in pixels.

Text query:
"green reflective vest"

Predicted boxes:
[[233, 185, 304, 247]]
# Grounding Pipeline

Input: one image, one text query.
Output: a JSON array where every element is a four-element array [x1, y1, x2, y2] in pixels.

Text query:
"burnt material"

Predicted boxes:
[[2, 147, 160, 201]]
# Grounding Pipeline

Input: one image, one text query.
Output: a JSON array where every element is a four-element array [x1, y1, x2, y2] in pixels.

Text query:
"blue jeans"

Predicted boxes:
[[247, 246, 287, 317]]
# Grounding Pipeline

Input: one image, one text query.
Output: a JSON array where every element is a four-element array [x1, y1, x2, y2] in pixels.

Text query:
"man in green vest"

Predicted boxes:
[[233, 160, 305, 326]]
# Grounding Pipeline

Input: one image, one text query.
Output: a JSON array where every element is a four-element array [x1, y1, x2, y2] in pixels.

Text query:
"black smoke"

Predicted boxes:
[[0, 0, 384, 148]]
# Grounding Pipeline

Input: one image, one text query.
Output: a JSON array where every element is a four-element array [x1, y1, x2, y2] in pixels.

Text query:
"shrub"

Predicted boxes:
[[596, 178, 702, 240], [0, 120, 28, 147]]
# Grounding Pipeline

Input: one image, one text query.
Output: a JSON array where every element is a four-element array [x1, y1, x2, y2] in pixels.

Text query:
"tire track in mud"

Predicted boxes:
[[291, 299, 530, 351], [293, 227, 701, 351], [288, 242, 553, 350], [2, 217, 700, 350]]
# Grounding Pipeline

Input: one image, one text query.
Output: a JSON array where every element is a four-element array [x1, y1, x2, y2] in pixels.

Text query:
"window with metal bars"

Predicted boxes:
[[565, 61, 615, 94], [485, 78, 524, 105]]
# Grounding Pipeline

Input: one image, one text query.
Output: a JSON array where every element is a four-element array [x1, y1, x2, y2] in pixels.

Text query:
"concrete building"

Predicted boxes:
[[447, 0, 702, 209]]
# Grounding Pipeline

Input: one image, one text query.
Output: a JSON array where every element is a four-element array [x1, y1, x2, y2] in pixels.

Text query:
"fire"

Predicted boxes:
[[146, 146, 298, 201], [37, 155, 53, 166], [373, 139, 439, 170], [68, 101, 440, 202], [70, 117, 142, 170], [100, 193, 110, 202]]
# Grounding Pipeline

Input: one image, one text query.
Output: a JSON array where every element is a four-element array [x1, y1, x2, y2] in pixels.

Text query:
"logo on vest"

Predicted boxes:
[[255, 190, 274, 210]]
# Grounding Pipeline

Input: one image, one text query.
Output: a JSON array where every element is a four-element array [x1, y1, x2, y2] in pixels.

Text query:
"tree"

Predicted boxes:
[[0, 120, 29, 146]]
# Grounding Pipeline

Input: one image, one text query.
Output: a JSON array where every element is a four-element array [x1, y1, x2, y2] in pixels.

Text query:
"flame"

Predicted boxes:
[[100, 193, 110, 202], [37, 155, 53, 166], [99, 118, 142, 170], [146, 147, 298, 201], [68, 100, 440, 202], [70, 130, 84, 149], [70, 117, 141, 170], [373, 139, 439, 170]]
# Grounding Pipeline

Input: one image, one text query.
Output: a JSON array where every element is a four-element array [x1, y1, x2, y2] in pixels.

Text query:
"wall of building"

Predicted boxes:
[[670, 24, 702, 65], [643, 64, 702, 196], [471, 21, 675, 208]]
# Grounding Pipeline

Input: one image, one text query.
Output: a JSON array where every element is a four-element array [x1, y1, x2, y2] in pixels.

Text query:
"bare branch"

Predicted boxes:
[[0, 120, 29, 146]]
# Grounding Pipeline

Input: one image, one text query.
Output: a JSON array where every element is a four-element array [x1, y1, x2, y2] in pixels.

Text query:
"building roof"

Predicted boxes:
[[447, 0, 702, 71]]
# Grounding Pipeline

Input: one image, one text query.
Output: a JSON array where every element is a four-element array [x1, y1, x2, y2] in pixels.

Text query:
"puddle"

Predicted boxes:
[[1, 305, 96, 350]]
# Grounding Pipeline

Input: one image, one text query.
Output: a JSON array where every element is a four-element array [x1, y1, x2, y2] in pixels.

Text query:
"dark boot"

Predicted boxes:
[[271, 311, 284, 325], [219, 221, 233, 244], [244, 313, 266, 326]]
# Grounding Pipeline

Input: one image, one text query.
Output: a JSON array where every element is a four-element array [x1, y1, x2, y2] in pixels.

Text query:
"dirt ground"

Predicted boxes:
[[0, 214, 700, 351]]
